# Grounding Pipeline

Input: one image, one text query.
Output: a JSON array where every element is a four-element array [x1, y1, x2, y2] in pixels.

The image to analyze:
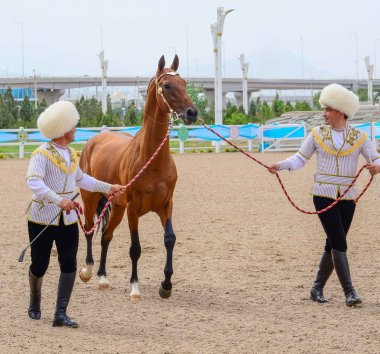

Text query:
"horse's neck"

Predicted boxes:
[[139, 94, 171, 159]]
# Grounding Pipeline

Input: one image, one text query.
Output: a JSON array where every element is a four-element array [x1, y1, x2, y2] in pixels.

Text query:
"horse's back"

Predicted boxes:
[[80, 131, 134, 182]]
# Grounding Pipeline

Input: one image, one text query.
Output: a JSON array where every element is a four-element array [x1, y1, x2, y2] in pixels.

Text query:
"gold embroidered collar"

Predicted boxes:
[[313, 125, 366, 157], [32, 143, 78, 174]]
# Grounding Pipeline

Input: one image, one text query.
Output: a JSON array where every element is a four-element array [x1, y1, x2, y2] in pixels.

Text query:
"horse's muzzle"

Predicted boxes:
[[183, 107, 198, 124]]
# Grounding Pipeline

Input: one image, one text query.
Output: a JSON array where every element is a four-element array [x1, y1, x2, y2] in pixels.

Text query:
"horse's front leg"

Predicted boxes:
[[127, 207, 141, 300], [79, 191, 99, 283], [159, 216, 176, 299], [97, 204, 125, 290], [97, 234, 111, 289], [79, 231, 95, 282]]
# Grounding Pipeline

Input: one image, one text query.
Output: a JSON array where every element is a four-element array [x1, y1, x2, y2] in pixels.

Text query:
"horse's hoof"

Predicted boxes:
[[99, 276, 110, 290], [99, 282, 110, 290], [130, 294, 141, 302], [159, 286, 172, 299], [129, 281, 140, 301], [79, 268, 91, 283]]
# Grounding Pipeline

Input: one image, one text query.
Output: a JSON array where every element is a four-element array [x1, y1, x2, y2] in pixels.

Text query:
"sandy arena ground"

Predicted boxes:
[[0, 152, 379, 354]]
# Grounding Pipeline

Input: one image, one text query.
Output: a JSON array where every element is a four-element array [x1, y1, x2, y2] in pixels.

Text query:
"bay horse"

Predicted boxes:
[[78, 55, 198, 300]]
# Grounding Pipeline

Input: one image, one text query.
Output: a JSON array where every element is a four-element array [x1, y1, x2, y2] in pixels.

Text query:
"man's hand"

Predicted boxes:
[[366, 163, 380, 176], [109, 184, 126, 197], [58, 198, 77, 214], [268, 163, 280, 174]]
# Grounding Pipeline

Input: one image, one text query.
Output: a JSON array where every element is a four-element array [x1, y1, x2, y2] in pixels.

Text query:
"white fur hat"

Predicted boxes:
[[319, 83, 359, 118], [37, 101, 80, 139]]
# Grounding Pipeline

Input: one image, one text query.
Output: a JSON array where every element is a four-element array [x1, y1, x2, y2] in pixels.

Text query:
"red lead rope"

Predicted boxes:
[[200, 120, 373, 215]]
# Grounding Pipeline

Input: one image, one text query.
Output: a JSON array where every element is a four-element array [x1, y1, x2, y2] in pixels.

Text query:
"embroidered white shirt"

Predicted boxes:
[[26, 142, 111, 225], [278, 125, 380, 200]]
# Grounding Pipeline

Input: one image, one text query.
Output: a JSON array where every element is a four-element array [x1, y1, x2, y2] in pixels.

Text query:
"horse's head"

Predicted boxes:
[[155, 55, 198, 125]]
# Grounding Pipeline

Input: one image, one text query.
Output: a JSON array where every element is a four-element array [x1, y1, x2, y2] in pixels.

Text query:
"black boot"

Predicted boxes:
[[52, 272, 79, 328], [28, 270, 43, 320], [310, 251, 334, 303], [331, 249, 362, 307]]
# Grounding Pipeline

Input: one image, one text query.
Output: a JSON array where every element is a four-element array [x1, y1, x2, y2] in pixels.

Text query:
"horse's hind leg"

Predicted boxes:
[[158, 202, 176, 299], [79, 191, 101, 283], [97, 203, 125, 290], [127, 207, 141, 300]]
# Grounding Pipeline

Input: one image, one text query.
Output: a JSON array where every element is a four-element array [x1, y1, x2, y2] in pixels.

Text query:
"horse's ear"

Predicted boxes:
[[170, 54, 179, 71], [157, 55, 165, 73]]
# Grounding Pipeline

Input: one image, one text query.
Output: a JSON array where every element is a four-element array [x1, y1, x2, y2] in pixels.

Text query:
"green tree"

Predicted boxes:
[[125, 101, 140, 126], [271, 93, 285, 117], [99, 113, 121, 127], [37, 98, 47, 116], [75, 96, 103, 127], [357, 88, 368, 102], [257, 101, 273, 123], [106, 94, 113, 116], [4, 88, 18, 123], [294, 101, 312, 111], [223, 101, 238, 120], [248, 99, 257, 117], [373, 88, 380, 104], [284, 101, 294, 112], [313, 91, 322, 110], [19, 96, 35, 126], [0, 88, 17, 128], [186, 82, 213, 124], [224, 111, 248, 125]]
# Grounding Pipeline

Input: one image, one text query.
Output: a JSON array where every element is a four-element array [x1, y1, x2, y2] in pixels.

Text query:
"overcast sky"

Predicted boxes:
[[1, 0, 380, 80]]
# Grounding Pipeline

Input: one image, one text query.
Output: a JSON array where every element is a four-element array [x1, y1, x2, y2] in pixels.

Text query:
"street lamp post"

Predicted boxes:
[[350, 32, 359, 89], [33, 69, 38, 109], [239, 53, 249, 114], [210, 7, 234, 127], [374, 38, 380, 80], [364, 56, 374, 103], [98, 50, 108, 113], [310, 78, 314, 109], [137, 76, 140, 110], [166, 46, 177, 56], [14, 21, 25, 77], [300, 36, 304, 79], [186, 26, 189, 78], [189, 58, 199, 77]]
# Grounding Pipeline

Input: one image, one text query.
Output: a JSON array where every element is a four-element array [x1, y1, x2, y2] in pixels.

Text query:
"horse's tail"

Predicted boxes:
[[95, 196, 111, 234]]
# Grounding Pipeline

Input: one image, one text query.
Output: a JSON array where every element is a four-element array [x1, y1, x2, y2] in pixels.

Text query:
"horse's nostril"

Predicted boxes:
[[187, 108, 198, 118]]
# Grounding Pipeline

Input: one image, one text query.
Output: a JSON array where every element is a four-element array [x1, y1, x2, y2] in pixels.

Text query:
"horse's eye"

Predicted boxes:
[[164, 83, 171, 90]]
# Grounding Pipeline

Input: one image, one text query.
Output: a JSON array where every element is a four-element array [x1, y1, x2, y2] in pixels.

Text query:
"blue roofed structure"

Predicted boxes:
[[0, 88, 35, 101]]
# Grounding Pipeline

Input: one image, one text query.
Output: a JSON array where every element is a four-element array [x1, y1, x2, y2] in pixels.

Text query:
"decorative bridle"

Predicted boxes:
[[145, 70, 183, 125]]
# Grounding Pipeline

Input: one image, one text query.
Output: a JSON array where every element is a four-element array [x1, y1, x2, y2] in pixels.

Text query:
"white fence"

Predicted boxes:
[[0, 124, 262, 157], [1, 122, 379, 158]]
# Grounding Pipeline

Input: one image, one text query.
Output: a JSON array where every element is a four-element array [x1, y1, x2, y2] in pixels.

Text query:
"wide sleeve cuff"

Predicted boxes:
[[279, 160, 292, 170]]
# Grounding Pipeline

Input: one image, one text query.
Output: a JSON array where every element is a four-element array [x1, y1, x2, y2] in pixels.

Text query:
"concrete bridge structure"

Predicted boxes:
[[0, 76, 378, 106]]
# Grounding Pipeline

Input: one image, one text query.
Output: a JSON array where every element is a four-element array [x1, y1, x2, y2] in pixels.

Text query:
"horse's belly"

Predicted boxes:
[[127, 181, 174, 215]]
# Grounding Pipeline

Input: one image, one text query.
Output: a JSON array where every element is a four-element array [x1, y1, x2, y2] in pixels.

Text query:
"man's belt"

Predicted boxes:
[[314, 173, 355, 186]]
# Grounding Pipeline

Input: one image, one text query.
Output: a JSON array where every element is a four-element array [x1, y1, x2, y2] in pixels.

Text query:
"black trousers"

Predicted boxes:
[[28, 214, 79, 277], [313, 196, 356, 253]]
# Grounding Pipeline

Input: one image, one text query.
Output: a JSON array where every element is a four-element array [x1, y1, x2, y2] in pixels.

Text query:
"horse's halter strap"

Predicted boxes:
[[155, 71, 181, 125]]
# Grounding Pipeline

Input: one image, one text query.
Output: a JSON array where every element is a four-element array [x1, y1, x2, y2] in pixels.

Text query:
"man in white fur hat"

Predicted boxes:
[[268, 83, 380, 307], [26, 101, 126, 328]]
